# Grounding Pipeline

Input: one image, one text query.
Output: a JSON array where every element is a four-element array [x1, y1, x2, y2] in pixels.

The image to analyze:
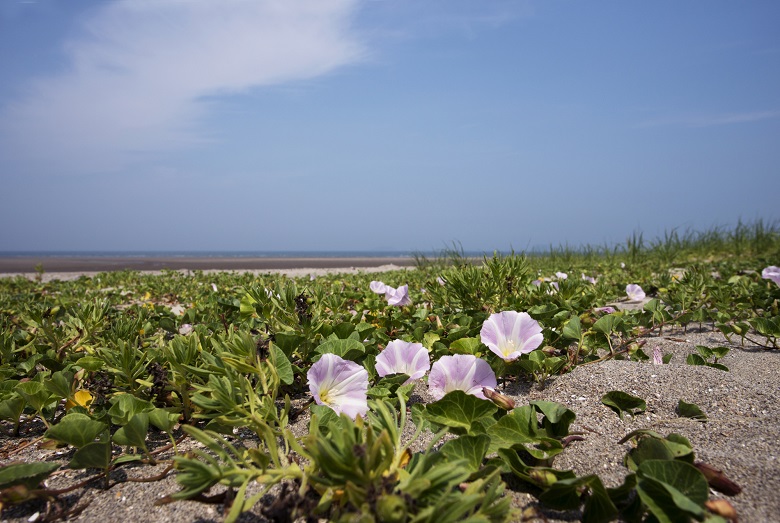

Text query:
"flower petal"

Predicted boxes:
[[428, 355, 496, 401], [762, 266, 780, 286], [385, 284, 411, 306], [626, 284, 646, 302], [480, 311, 543, 362], [307, 354, 368, 419], [370, 281, 388, 294], [376, 340, 430, 383]]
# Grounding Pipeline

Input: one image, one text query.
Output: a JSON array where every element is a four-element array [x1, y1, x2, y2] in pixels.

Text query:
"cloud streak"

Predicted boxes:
[[636, 110, 780, 129], [0, 0, 364, 176]]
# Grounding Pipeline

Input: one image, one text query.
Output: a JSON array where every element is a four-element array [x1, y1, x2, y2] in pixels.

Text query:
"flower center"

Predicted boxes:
[[499, 339, 519, 357], [319, 387, 333, 405]]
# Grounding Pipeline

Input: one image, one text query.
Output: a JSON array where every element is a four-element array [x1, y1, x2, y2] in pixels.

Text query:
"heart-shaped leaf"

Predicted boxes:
[[601, 391, 646, 419], [422, 390, 497, 435], [676, 400, 707, 422], [44, 413, 107, 448]]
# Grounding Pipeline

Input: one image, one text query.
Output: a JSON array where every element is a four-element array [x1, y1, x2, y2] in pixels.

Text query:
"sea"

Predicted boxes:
[[0, 250, 497, 259]]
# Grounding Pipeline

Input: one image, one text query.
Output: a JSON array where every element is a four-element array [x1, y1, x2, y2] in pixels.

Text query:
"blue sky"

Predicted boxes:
[[1, 0, 778, 253]]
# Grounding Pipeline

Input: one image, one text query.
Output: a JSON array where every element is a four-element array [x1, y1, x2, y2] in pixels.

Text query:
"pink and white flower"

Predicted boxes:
[[480, 311, 544, 362], [370, 281, 389, 294], [375, 340, 430, 383], [762, 266, 780, 286], [370, 281, 412, 306], [581, 273, 597, 284], [385, 284, 411, 306], [307, 354, 369, 419], [626, 284, 646, 302], [428, 355, 497, 401]]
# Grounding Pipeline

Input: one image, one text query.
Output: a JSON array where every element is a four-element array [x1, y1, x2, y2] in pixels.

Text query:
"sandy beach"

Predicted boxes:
[[0, 256, 417, 281]]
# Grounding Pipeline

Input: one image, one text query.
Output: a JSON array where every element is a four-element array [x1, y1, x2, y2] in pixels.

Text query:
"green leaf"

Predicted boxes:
[[332, 322, 356, 339], [0, 462, 60, 490], [582, 475, 619, 523], [562, 315, 583, 340], [695, 345, 713, 359], [15, 381, 54, 412], [625, 437, 675, 471], [310, 404, 339, 435], [149, 408, 180, 433], [75, 356, 104, 372], [44, 371, 72, 400], [686, 354, 707, 366], [530, 401, 576, 438], [108, 393, 154, 426], [449, 337, 481, 355], [0, 395, 25, 425], [440, 434, 491, 472], [750, 316, 780, 336], [593, 315, 619, 336], [70, 440, 112, 470], [636, 460, 709, 522], [422, 390, 497, 434], [44, 413, 107, 448], [486, 405, 542, 453], [113, 412, 150, 450], [270, 344, 294, 385], [676, 400, 707, 422], [601, 391, 646, 419], [315, 338, 365, 361], [273, 332, 304, 357], [423, 332, 441, 350]]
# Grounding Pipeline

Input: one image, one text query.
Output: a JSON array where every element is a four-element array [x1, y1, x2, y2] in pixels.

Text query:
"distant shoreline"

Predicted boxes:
[[0, 256, 418, 274]]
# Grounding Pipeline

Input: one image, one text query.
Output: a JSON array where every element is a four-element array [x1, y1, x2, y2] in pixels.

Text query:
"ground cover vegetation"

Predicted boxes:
[[0, 221, 778, 522]]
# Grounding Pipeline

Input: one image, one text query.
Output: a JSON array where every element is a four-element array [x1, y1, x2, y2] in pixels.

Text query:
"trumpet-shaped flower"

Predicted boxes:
[[369, 281, 412, 306], [385, 284, 411, 306], [375, 340, 430, 383], [581, 273, 597, 284], [370, 280, 388, 294], [594, 306, 616, 314], [428, 355, 497, 401], [555, 272, 568, 280], [480, 311, 544, 362], [307, 354, 369, 419], [626, 284, 646, 302], [762, 266, 780, 286]]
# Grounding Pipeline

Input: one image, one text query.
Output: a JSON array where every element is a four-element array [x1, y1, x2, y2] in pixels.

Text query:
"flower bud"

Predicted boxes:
[[482, 387, 515, 410], [376, 494, 407, 523], [705, 499, 738, 521], [695, 462, 742, 496], [528, 468, 558, 488]]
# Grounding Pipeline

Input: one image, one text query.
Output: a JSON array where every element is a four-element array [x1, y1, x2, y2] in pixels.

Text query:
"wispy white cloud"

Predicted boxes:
[[0, 0, 364, 176], [637, 110, 780, 129]]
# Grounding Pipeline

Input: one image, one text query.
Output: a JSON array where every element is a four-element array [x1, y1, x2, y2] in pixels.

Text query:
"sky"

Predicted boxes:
[[1, 0, 778, 253]]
